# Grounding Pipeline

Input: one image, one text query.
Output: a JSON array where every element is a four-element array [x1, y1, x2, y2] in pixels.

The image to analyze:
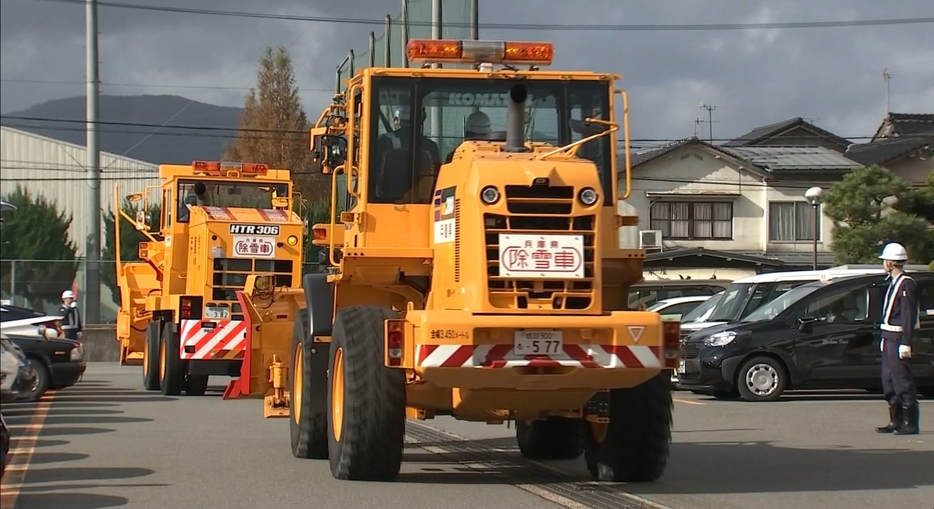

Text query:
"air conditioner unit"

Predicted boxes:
[[639, 230, 663, 253]]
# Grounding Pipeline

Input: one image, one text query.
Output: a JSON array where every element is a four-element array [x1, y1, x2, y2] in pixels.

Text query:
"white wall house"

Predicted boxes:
[[617, 137, 861, 280]]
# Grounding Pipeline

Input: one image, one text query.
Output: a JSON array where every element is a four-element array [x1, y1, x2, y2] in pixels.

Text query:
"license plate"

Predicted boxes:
[[514, 330, 563, 355], [204, 306, 230, 320]]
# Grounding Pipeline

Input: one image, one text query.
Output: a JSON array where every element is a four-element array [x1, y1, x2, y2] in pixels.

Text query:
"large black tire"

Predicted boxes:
[[159, 323, 185, 396], [736, 356, 786, 402], [582, 372, 673, 482], [23, 358, 51, 402], [142, 321, 161, 391], [516, 417, 583, 460], [185, 375, 209, 396], [327, 305, 406, 481], [290, 309, 328, 459]]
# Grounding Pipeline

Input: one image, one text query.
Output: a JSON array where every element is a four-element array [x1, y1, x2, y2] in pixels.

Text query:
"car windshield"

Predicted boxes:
[[740, 284, 822, 323], [707, 281, 806, 322], [681, 293, 722, 323]]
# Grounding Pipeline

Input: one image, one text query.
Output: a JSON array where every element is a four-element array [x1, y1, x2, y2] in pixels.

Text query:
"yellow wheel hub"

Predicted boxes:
[[159, 337, 166, 381], [143, 337, 149, 377], [331, 347, 345, 441], [293, 343, 303, 425]]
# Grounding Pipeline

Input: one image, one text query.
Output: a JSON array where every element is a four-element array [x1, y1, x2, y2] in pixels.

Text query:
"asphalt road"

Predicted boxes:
[[1, 364, 931, 509]]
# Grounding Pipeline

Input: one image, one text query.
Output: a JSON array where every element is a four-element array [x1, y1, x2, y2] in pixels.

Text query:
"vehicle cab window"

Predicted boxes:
[[803, 287, 870, 324]]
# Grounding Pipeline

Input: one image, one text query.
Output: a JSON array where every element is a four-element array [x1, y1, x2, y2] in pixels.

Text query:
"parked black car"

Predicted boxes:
[[677, 272, 934, 401], [3, 333, 86, 401], [1, 411, 9, 479], [1, 304, 86, 401]]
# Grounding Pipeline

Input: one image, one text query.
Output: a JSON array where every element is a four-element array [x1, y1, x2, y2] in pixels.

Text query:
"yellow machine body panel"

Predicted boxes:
[[113, 160, 306, 392]]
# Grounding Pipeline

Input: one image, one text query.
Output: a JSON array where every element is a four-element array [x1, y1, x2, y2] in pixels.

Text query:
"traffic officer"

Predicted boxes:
[[875, 242, 920, 435], [59, 290, 83, 341]]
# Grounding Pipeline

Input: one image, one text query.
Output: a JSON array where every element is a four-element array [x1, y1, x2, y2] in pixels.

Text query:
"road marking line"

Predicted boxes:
[[406, 423, 675, 509], [674, 398, 706, 405], [1, 392, 55, 509]]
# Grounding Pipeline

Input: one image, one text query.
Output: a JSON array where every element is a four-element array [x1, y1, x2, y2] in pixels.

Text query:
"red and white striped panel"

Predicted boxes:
[[416, 344, 662, 369], [178, 319, 248, 360]]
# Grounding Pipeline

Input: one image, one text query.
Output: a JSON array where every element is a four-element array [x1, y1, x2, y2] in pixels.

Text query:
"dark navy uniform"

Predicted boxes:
[[59, 302, 82, 341], [880, 272, 919, 406]]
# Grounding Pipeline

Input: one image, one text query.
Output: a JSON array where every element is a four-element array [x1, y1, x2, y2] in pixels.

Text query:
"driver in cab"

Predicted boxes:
[[177, 181, 210, 222], [445, 111, 492, 164], [373, 104, 441, 201]]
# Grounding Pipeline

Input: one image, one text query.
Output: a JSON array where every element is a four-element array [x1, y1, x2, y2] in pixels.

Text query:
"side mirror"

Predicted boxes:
[[311, 133, 347, 174], [797, 315, 818, 332]]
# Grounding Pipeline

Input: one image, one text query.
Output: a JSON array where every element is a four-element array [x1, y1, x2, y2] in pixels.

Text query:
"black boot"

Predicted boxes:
[[876, 400, 903, 433], [893, 403, 919, 435]]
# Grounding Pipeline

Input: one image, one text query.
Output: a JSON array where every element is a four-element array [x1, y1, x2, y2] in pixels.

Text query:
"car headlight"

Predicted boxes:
[[70, 343, 85, 361], [704, 331, 737, 347]]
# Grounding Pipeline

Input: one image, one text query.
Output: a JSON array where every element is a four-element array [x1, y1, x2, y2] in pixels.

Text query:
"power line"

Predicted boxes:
[[5, 114, 932, 143], [0, 78, 334, 92], [0, 165, 889, 191], [26, 0, 934, 32]]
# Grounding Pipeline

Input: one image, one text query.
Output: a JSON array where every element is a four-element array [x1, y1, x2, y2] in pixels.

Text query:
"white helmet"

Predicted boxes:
[[878, 242, 908, 261], [465, 111, 491, 135], [62, 290, 75, 299]]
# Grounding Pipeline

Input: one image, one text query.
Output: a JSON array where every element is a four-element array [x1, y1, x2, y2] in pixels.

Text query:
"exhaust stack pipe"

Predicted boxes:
[[504, 83, 529, 153]]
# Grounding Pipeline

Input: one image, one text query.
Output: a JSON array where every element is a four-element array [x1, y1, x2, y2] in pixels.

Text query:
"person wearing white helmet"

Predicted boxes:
[[445, 111, 493, 164], [875, 242, 920, 435], [373, 102, 442, 202], [59, 289, 82, 341]]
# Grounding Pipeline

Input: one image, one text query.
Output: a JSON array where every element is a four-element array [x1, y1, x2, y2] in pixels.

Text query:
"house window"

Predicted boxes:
[[650, 201, 733, 240], [769, 201, 820, 241]]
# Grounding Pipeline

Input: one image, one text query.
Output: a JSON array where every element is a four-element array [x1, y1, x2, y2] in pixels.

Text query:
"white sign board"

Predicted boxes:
[[497, 234, 585, 279], [232, 236, 276, 259]]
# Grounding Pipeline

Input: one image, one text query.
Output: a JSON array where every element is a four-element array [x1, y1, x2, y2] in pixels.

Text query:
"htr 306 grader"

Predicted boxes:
[[113, 161, 305, 396], [224, 38, 681, 483]]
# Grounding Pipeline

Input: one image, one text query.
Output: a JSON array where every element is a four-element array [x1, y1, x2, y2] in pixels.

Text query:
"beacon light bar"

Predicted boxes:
[[192, 160, 269, 176], [405, 39, 554, 66]]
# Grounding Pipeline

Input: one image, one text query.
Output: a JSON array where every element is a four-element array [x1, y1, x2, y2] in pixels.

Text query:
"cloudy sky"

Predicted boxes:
[[1, 0, 932, 147]]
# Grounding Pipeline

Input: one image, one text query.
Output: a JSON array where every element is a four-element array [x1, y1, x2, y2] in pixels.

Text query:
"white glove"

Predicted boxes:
[[898, 345, 911, 359]]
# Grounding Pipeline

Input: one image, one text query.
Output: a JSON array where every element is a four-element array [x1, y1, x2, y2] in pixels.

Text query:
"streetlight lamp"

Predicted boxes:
[[805, 186, 824, 270]]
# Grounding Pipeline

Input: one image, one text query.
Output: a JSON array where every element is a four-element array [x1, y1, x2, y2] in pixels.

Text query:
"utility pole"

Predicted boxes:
[[430, 0, 442, 147], [85, 0, 101, 324], [699, 103, 718, 143]]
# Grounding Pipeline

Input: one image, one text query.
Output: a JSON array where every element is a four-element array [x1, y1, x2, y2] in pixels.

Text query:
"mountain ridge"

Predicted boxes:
[[1, 94, 243, 165]]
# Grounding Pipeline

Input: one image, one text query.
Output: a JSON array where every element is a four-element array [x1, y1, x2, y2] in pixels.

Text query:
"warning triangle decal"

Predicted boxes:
[[627, 325, 645, 343]]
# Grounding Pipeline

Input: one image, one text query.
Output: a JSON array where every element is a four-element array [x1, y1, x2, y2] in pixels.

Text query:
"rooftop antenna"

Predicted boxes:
[[694, 117, 702, 137], [883, 68, 893, 115], [699, 103, 719, 143]]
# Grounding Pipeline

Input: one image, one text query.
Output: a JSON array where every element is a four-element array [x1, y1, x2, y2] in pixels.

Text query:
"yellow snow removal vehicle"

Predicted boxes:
[[226, 38, 681, 483], [113, 160, 304, 396]]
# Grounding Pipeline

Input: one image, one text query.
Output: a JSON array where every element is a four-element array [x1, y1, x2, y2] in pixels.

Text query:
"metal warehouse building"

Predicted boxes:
[[1, 126, 161, 320], [0, 126, 161, 256]]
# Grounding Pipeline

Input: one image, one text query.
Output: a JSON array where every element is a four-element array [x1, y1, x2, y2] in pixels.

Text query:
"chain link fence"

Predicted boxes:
[[1, 258, 323, 324]]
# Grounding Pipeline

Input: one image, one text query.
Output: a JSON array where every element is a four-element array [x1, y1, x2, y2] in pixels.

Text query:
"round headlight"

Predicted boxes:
[[481, 186, 500, 205], [579, 187, 598, 206], [287, 235, 299, 246]]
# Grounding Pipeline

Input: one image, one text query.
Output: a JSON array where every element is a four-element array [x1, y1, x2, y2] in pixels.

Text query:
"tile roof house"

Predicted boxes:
[[723, 117, 853, 153], [617, 137, 863, 279], [844, 113, 934, 185]]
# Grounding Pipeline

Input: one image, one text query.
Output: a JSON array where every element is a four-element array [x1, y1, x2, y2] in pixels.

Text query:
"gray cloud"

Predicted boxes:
[[1, 0, 932, 145]]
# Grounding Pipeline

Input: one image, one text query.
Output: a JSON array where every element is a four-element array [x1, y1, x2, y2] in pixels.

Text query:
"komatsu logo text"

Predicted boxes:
[[229, 224, 280, 236]]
